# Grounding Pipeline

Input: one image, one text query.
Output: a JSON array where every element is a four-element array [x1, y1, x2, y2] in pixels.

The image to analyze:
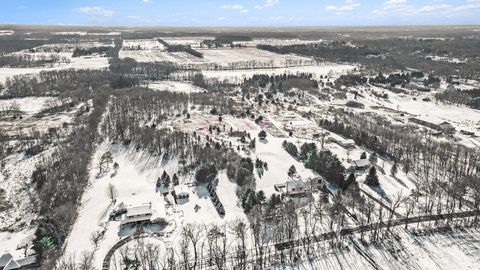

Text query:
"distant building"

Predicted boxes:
[[409, 117, 455, 134], [333, 137, 356, 149], [404, 82, 430, 92], [0, 253, 37, 270], [460, 129, 475, 136], [438, 122, 455, 134]]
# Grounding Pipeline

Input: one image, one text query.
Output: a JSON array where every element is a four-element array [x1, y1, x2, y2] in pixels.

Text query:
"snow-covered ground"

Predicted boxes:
[[146, 81, 205, 93], [302, 227, 480, 270], [0, 97, 55, 115], [0, 56, 109, 84], [198, 63, 355, 83], [63, 141, 248, 269]]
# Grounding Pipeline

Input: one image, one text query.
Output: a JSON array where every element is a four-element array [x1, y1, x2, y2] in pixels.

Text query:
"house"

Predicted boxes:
[[350, 159, 371, 171], [0, 253, 38, 270], [404, 83, 430, 92], [438, 121, 455, 134], [174, 185, 190, 200], [333, 137, 356, 149], [409, 117, 455, 134], [119, 203, 160, 227], [286, 180, 310, 196]]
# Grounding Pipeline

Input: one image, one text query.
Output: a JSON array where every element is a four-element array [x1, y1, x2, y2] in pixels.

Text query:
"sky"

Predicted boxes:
[[1, 0, 480, 27]]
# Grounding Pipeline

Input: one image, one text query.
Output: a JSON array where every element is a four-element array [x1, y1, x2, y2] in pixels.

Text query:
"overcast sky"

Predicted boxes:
[[1, 0, 480, 26]]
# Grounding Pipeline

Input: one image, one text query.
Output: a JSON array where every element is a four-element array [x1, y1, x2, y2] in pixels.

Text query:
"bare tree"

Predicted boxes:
[[182, 223, 203, 269], [106, 183, 119, 204], [90, 230, 104, 249]]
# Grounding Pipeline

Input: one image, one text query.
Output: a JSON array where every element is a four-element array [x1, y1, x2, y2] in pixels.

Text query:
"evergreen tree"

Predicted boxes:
[[256, 190, 266, 203], [288, 165, 297, 179], [344, 172, 356, 190], [258, 130, 267, 139], [365, 166, 379, 186], [161, 171, 171, 187], [360, 151, 367, 159], [390, 162, 398, 177], [172, 174, 179, 186], [369, 152, 378, 165]]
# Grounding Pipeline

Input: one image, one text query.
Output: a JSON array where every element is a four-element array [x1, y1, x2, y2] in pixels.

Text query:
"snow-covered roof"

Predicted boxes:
[[120, 215, 151, 225], [174, 185, 189, 195], [4, 259, 21, 270], [0, 253, 13, 267], [116, 201, 127, 211], [16, 256, 37, 267], [352, 159, 371, 168], [126, 204, 152, 218], [286, 180, 307, 190]]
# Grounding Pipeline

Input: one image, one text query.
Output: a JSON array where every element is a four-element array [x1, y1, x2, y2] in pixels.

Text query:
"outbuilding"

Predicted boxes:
[[174, 185, 190, 199]]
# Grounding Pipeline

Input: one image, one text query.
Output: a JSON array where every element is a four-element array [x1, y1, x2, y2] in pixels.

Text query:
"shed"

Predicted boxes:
[[351, 159, 371, 170], [286, 180, 310, 196], [174, 185, 190, 199]]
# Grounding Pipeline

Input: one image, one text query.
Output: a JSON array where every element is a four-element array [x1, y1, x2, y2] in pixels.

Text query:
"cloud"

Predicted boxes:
[[264, 0, 280, 7], [222, 4, 244, 10], [325, 0, 360, 12], [453, 1, 480, 11], [77, 6, 113, 17], [379, 0, 414, 14], [384, 0, 407, 6], [222, 3, 249, 13], [418, 3, 450, 13], [142, 0, 151, 3], [255, 0, 280, 9], [373, 0, 480, 18], [217, 17, 227, 21]]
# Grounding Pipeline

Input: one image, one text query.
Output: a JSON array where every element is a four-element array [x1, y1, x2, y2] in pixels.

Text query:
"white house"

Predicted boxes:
[[120, 203, 153, 227], [118, 202, 166, 228]]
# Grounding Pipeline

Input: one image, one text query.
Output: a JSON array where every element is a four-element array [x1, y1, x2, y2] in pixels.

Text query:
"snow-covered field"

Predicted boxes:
[[119, 50, 201, 63], [197, 63, 355, 83], [0, 97, 55, 115], [303, 227, 480, 270], [146, 81, 205, 93], [162, 36, 214, 47], [122, 39, 165, 50], [120, 47, 313, 68], [199, 48, 311, 65], [233, 38, 324, 46], [0, 56, 109, 83]]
